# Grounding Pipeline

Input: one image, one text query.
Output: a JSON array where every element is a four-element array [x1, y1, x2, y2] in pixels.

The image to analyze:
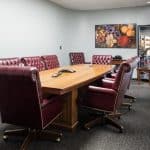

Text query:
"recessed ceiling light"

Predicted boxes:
[[147, 1, 150, 4]]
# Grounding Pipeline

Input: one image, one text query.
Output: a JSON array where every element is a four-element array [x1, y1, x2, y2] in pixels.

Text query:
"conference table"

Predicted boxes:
[[39, 64, 113, 131]]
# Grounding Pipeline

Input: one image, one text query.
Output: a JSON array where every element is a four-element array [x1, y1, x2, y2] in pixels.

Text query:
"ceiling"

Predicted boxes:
[[49, 0, 149, 10]]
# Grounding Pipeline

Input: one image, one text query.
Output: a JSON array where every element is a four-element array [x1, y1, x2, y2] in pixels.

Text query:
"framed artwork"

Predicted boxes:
[[95, 24, 136, 48]]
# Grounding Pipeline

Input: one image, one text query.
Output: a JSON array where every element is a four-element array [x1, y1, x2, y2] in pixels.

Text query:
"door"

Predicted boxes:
[[138, 25, 150, 80]]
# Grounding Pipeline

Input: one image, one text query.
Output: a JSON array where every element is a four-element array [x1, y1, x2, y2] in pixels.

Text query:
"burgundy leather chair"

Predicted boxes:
[[124, 56, 140, 101], [21, 56, 45, 71], [80, 62, 131, 132], [69, 52, 90, 65], [41, 55, 60, 69], [92, 55, 112, 65], [103, 56, 140, 104], [0, 57, 20, 66], [0, 66, 62, 150]]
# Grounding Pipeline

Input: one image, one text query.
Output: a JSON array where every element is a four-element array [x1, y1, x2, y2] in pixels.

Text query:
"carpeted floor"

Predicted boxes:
[[0, 81, 150, 150]]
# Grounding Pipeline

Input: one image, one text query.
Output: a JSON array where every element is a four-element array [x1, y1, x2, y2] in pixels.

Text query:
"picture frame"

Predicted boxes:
[[95, 24, 136, 48]]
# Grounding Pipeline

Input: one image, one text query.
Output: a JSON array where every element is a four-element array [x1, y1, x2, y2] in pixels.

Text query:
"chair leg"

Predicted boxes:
[[84, 117, 103, 130], [105, 117, 124, 133], [108, 112, 122, 119], [3, 128, 62, 150], [20, 130, 35, 150], [124, 94, 136, 103], [82, 110, 124, 133], [122, 102, 132, 110], [3, 129, 28, 139], [36, 130, 62, 142]]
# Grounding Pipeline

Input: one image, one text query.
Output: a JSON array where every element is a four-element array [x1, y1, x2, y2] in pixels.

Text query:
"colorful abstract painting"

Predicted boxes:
[[95, 24, 136, 48]]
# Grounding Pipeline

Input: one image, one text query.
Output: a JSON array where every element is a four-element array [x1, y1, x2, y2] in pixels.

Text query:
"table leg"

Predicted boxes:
[[53, 89, 78, 131], [137, 69, 141, 84]]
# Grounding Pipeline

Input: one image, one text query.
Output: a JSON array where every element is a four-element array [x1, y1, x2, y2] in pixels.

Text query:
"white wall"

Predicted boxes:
[[0, 1, 150, 67], [0, 0, 71, 66], [65, 6, 150, 63]]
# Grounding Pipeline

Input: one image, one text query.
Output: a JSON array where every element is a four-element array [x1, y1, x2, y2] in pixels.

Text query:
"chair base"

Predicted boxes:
[[122, 102, 132, 110], [83, 114, 124, 133], [124, 94, 136, 103], [3, 128, 62, 150]]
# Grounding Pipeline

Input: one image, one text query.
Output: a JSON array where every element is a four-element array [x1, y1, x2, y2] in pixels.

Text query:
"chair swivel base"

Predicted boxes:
[[3, 128, 62, 150], [84, 115, 124, 133], [124, 94, 136, 103], [122, 102, 132, 110]]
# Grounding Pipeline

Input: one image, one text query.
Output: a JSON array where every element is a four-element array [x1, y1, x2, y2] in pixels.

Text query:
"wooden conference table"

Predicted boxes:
[[39, 64, 113, 131]]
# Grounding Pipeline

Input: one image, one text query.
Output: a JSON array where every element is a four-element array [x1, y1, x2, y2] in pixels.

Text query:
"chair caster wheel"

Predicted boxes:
[[119, 127, 124, 133], [128, 106, 131, 111], [86, 127, 90, 130], [84, 126, 90, 130], [3, 135, 8, 140], [56, 137, 61, 142]]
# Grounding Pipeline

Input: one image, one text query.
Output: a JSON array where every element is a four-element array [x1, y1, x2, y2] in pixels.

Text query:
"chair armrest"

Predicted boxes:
[[103, 77, 115, 81], [102, 78, 115, 89], [111, 73, 117, 78], [88, 85, 116, 95]]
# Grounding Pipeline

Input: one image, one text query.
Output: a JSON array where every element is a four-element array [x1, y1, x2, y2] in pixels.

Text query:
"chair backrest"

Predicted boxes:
[[130, 56, 140, 71], [126, 56, 140, 89], [92, 55, 112, 65], [69, 52, 85, 65], [0, 57, 20, 66], [0, 66, 43, 129], [112, 62, 131, 110], [21, 56, 45, 71], [41, 55, 60, 69]]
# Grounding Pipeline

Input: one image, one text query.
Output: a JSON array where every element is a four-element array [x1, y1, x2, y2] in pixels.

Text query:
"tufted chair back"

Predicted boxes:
[[0, 66, 62, 129], [112, 62, 130, 91], [126, 56, 140, 89], [113, 62, 131, 109], [0, 66, 43, 129], [41, 55, 60, 69], [0, 57, 20, 66], [21, 56, 45, 71], [69, 52, 85, 65], [92, 55, 112, 65]]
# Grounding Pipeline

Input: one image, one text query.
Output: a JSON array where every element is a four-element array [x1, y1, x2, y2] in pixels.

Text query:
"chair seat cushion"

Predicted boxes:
[[82, 86, 117, 112], [41, 96, 62, 127]]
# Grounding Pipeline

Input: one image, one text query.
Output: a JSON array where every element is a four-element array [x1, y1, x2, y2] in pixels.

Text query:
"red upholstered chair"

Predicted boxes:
[[0, 57, 21, 66], [69, 52, 90, 65], [0, 66, 63, 150], [92, 55, 112, 65], [103, 56, 140, 104], [21, 56, 45, 71], [41, 55, 60, 69], [125, 56, 140, 101], [80, 62, 131, 132]]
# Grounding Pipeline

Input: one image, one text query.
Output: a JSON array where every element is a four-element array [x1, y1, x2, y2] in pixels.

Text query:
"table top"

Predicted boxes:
[[39, 64, 113, 95], [111, 59, 126, 65]]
